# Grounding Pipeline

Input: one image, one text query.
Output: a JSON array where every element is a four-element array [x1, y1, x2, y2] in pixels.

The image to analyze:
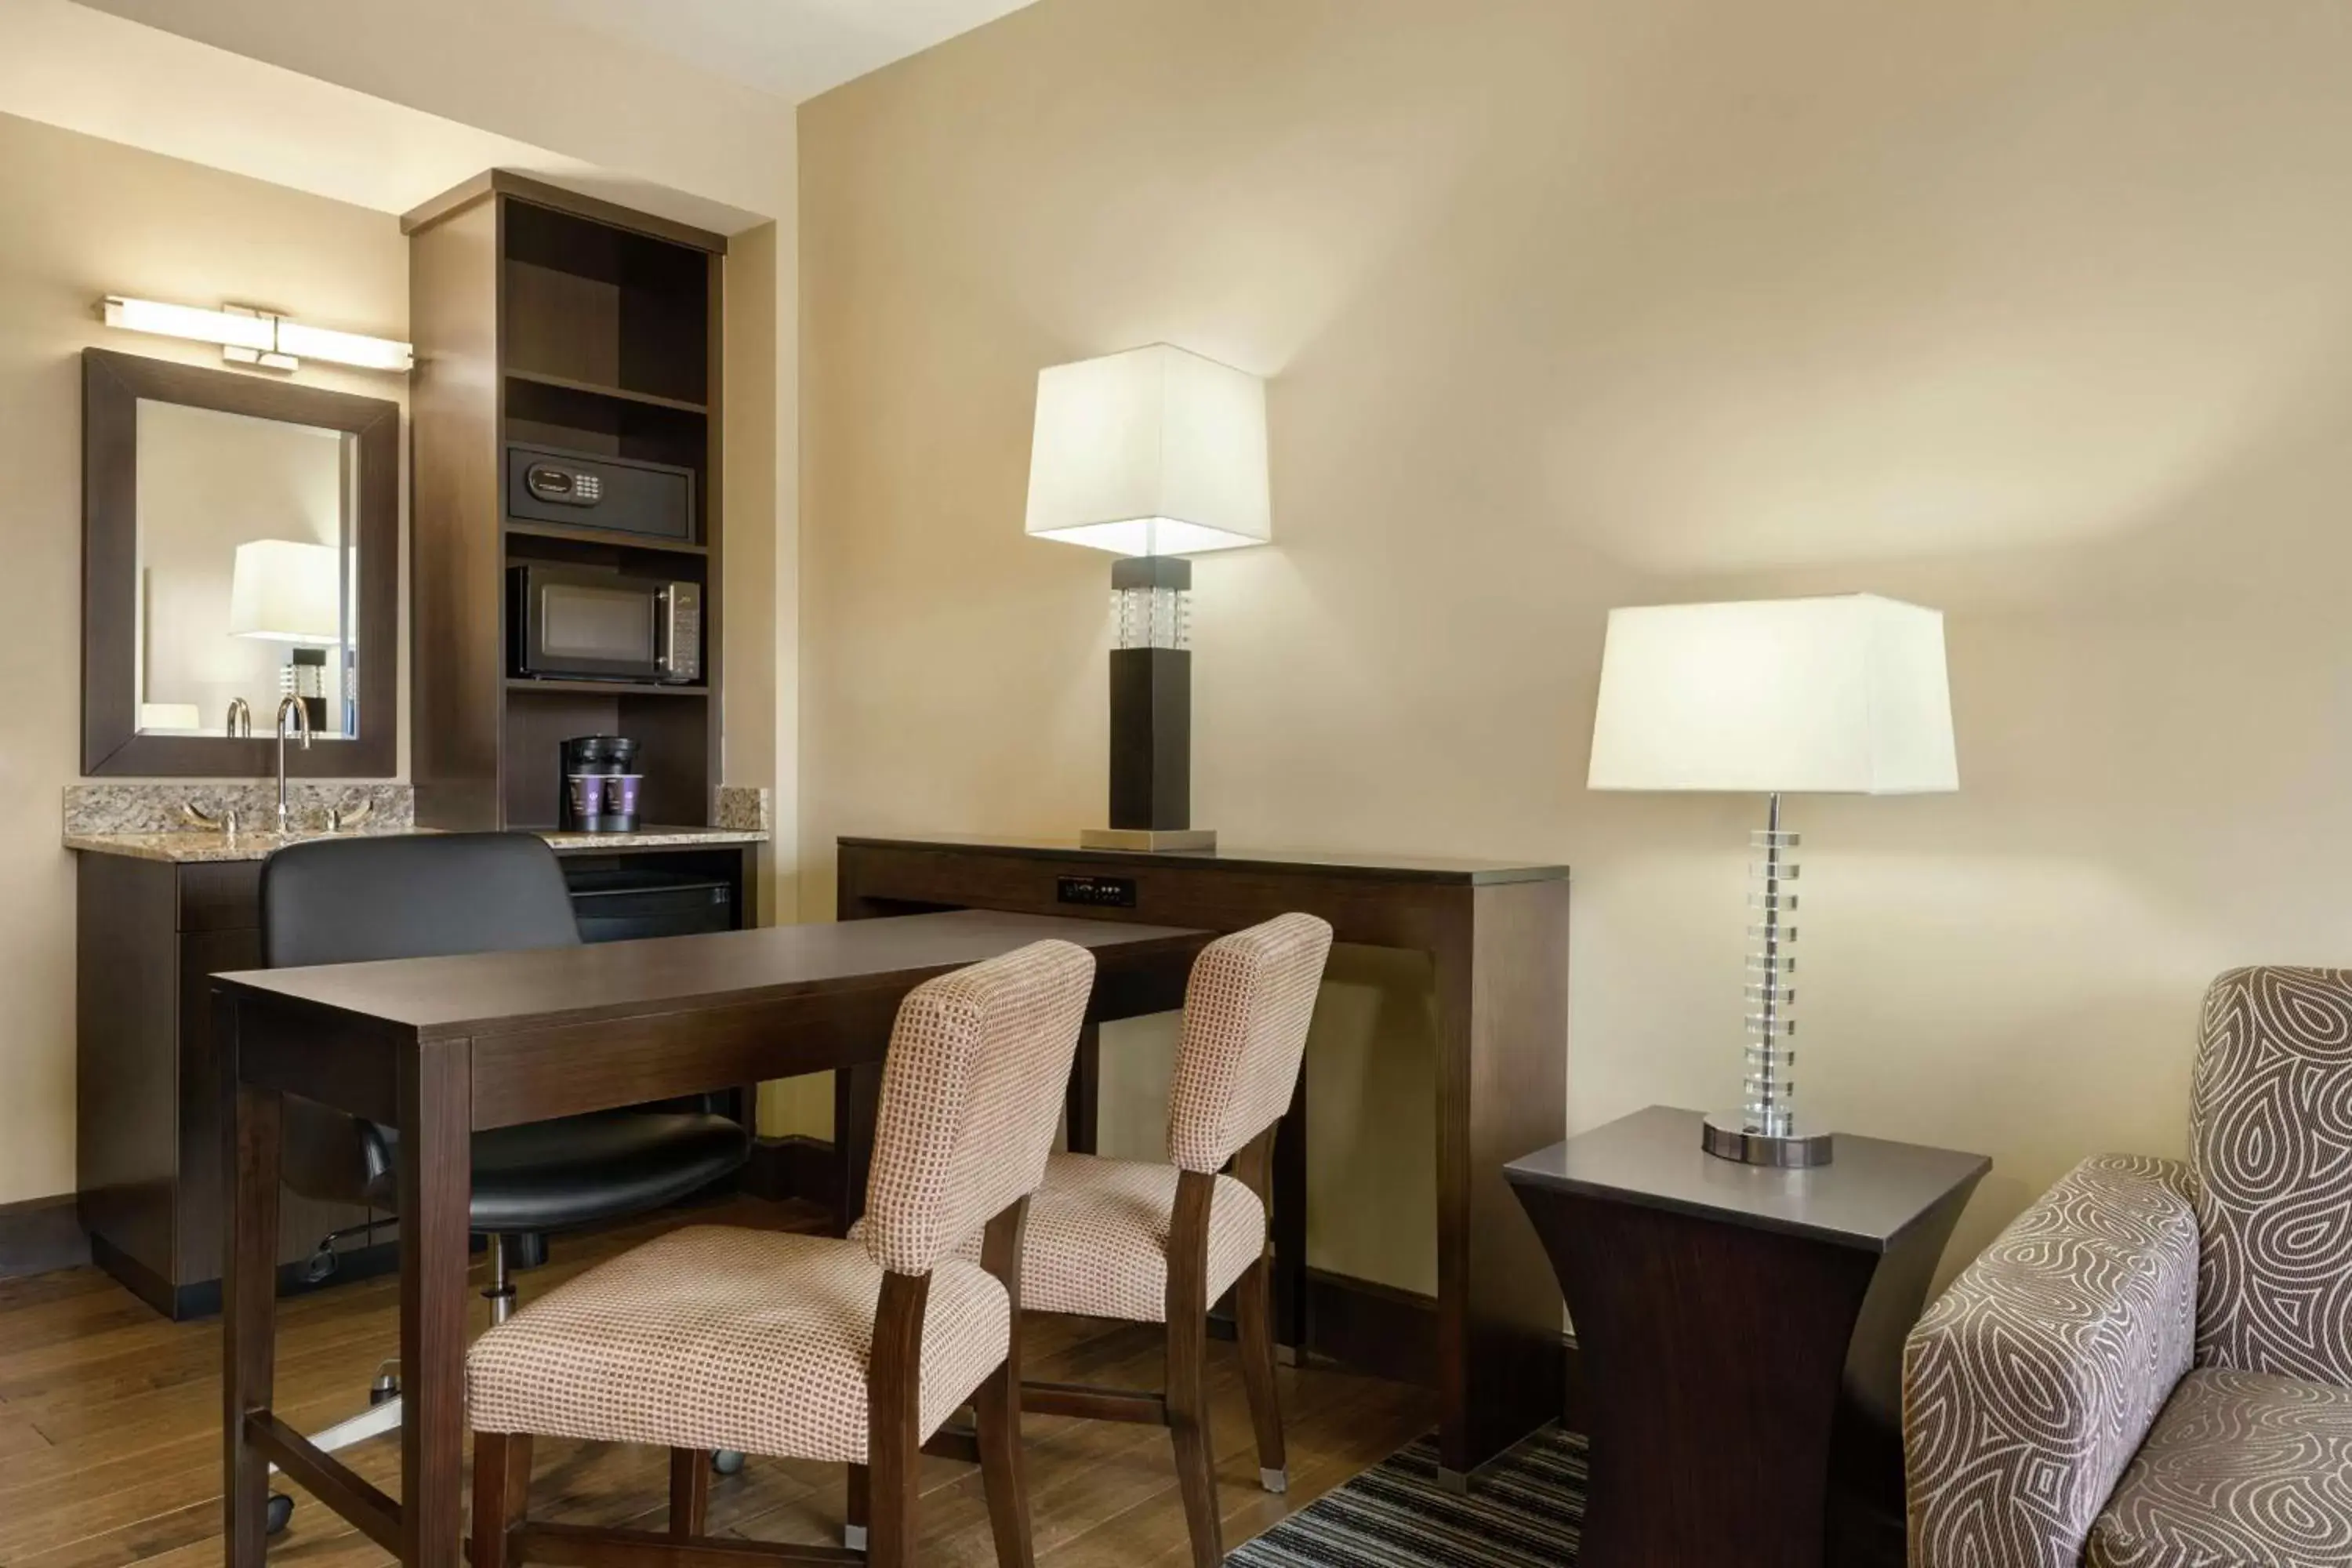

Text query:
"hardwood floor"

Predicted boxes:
[[0, 1196, 1432, 1567]]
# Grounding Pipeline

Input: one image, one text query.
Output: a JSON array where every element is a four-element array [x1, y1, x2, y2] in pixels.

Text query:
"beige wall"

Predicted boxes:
[[797, 0, 2352, 1291], [0, 110, 408, 1204], [722, 214, 808, 949]]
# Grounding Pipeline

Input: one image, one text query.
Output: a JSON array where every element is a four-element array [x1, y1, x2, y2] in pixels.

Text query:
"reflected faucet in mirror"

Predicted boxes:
[[225, 696, 252, 738], [274, 695, 311, 832]]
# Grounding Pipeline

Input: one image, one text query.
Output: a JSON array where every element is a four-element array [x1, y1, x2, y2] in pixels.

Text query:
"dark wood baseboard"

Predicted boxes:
[[742, 1133, 843, 1214], [1305, 1267, 1586, 1435], [1302, 1266, 1439, 1382], [89, 1230, 406, 1321], [0, 1193, 89, 1279], [744, 1133, 1582, 1431]]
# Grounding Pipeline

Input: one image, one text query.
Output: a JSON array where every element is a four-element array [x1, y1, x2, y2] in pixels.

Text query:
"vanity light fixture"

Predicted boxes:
[[100, 296, 412, 374]]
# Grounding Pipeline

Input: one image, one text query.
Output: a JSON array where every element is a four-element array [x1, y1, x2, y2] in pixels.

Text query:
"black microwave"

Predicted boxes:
[[510, 564, 702, 685]]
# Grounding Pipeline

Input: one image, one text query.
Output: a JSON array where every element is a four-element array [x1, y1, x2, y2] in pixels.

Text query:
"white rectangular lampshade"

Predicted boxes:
[[1588, 593, 1958, 794], [1024, 343, 1271, 557], [228, 539, 342, 644]]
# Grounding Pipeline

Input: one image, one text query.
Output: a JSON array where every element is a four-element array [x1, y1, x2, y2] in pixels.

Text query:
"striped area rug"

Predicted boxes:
[[1229, 1426, 1585, 1566]]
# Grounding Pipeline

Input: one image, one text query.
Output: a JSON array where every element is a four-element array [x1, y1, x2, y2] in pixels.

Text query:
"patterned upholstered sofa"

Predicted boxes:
[[1905, 966, 2352, 1568]]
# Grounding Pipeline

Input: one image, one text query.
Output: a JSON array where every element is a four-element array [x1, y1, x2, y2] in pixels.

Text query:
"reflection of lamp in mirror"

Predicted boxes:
[[229, 539, 344, 733]]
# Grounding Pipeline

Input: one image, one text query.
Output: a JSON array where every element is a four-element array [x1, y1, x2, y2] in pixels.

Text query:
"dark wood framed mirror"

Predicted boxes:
[[82, 348, 399, 776]]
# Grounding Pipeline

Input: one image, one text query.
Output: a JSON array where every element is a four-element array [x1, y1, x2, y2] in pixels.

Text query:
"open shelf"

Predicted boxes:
[[507, 677, 710, 698], [504, 368, 706, 416], [504, 518, 709, 557], [503, 198, 709, 407], [408, 172, 723, 835]]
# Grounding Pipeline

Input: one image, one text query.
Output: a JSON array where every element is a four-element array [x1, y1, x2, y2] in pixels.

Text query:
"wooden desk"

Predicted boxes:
[[212, 909, 1207, 1568], [1506, 1107, 1988, 1568], [835, 834, 1573, 1483]]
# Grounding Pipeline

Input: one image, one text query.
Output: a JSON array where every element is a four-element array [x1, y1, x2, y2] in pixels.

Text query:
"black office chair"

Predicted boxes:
[[260, 832, 751, 1534]]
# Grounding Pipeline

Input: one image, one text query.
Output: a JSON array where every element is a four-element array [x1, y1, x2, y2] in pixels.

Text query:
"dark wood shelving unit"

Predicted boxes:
[[505, 677, 711, 698], [405, 171, 727, 833], [503, 518, 710, 557], [503, 366, 708, 415]]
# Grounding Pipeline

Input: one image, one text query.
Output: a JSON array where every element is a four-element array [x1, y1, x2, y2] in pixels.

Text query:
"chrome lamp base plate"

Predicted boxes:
[[1702, 1109, 1835, 1168], [1079, 826, 1217, 851]]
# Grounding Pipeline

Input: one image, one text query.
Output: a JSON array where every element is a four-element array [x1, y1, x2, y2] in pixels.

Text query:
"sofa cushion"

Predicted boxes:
[[2086, 1367, 2352, 1568], [2191, 967, 2352, 1387]]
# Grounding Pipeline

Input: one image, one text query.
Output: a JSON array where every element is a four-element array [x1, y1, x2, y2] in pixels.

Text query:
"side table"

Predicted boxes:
[[1505, 1105, 1987, 1568]]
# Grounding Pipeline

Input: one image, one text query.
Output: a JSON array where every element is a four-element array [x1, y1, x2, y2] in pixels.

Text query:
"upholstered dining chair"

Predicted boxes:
[[463, 937, 1098, 1568], [856, 912, 1334, 1568], [1906, 965, 2352, 1568]]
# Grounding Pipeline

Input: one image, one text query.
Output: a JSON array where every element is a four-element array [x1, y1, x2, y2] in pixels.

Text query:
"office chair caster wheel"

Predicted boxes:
[[711, 1449, 746, 1475], [266, 1493, 294, 1536]]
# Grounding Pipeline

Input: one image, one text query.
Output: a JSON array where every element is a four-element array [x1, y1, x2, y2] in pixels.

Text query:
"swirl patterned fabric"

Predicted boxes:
[[1905, 1153, 2200, 1568], [2085, 1367, 2352, 1568], [2192, 967, 2352, 1388]]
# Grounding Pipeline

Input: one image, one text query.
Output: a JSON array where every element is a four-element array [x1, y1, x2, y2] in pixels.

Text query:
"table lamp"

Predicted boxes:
[[230, 539, 344, 732], [1587, 593, 1958, 1167], [1025, 343, 1270, 851]]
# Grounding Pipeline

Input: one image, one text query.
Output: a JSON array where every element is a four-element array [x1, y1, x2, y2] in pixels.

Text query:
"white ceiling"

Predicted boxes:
[[544, 0, 1041, 103]]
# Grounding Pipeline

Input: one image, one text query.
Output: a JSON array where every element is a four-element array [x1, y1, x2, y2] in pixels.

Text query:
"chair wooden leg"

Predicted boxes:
[[867, 1272, 929, 1568], [975, 1359, 1035, 1568], [1166, 1169, 1223, 1568], [470, 1430, 532, 1568], [1166, 1305, 1223, 1568], [1234, 1252, 1288, 1493], [844, 1463, 870, 1551], [669, 1447, 710, 1538]]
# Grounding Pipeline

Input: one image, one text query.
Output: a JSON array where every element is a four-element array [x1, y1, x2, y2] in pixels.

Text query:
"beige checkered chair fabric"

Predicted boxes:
[[996, 913, 1332, 1568], [862, 938, 1100, 1276], [865, 913, 1337, 1322], [1019, 913, 1332, 1321], [1167, 913, 1338, 1174], [465, 938, 1096, 1466]]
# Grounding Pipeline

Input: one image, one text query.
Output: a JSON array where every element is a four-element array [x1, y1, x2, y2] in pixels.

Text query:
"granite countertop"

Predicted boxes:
[[66, 826, 768, 864]]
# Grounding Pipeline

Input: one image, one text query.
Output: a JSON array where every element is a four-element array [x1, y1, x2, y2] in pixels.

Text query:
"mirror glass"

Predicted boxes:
[[132, 400, 358, 739]]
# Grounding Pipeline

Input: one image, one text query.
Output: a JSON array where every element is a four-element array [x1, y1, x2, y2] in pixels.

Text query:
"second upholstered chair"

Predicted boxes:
[[869, 912, 1334, 1567], [463, 938, 1097, 1568]]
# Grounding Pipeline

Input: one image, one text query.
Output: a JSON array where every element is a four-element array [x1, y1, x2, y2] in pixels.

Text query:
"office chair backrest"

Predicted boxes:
[[262, 832, 581, 969]]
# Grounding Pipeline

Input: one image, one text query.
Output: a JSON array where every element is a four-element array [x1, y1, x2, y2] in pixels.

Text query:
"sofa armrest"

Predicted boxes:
[[1904, 1153, 2198, 1568]]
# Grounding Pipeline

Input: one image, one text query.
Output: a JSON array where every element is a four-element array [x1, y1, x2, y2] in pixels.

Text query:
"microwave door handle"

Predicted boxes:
[[653, 584, 677, 679]]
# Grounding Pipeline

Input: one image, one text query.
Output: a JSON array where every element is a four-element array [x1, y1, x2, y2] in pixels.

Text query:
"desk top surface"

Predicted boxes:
[[1504, 1105, 1990, 1253], [212, 909, 1207, 1040], [840, 833, 1571, 886]]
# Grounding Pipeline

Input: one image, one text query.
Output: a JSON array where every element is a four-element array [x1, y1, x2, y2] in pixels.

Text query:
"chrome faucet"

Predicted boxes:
[[225, 697, 252, 738], [274, 696, 312, 832]]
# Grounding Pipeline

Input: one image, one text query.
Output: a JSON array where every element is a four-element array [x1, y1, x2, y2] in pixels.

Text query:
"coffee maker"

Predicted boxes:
[[559, 735, 642, 833]]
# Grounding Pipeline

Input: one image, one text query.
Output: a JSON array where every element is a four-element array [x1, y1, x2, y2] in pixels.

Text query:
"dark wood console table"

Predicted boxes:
[[835, 833, 1573, 1482]]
